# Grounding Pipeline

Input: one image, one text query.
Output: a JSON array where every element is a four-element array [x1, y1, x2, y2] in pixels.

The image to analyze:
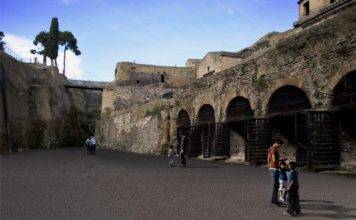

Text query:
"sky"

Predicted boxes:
[[0, 0, 298, 82]]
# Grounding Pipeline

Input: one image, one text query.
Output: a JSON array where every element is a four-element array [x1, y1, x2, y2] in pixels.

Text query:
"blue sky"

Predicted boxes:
[[1, 0, 297, 81]]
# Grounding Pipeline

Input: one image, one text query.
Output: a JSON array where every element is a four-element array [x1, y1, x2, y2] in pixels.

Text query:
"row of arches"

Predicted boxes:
[[176, 70, 356, 168]]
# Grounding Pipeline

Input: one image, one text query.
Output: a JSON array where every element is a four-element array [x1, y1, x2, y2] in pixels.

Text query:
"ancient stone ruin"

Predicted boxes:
[[1, 0, 355, 170], [99, 0, 356, 169]]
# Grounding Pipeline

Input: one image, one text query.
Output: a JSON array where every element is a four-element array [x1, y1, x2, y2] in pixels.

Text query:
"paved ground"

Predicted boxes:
[[1, 148, 356, 220]]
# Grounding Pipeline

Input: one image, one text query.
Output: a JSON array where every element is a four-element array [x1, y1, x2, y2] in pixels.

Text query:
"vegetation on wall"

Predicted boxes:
[[252, 74, 269, 91], [160, 142, 169, 156], [144, 105, 164, 118]]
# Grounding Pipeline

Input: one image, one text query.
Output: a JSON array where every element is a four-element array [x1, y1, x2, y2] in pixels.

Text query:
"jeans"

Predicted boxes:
[[269, 169, 279, 203], [286, 189, 301, 215]]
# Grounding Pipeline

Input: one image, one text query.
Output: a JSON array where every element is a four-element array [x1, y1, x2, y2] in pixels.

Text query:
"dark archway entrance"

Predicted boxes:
[[333, 70, 356, 167], [176, 110, 191, 156], [197, 105, 215, 158], [226, 97, 253, 159], [267, 85, 312, 166]]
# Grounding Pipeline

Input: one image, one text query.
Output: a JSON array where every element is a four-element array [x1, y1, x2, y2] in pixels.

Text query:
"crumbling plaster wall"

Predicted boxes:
[[99, 83, 172, 154]]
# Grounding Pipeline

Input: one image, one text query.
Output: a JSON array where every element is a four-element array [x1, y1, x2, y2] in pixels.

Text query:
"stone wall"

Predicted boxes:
[[98, 2, 356, 166], [0, 52, 102, 151], [115, 62, 196, 87], [170, 3, 356, 165], [99, 82, 171, 154]]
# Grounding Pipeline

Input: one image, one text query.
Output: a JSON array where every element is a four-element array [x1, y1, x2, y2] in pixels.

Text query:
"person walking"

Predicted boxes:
[[89, 135, 96, 155], [179, 131, 187, 167], [267, 139, 283, 206], [284, 161, 301, 216]]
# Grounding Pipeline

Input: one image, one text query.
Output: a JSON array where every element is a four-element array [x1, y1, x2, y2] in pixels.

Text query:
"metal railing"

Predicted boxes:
[[2, 45, 34, 63]]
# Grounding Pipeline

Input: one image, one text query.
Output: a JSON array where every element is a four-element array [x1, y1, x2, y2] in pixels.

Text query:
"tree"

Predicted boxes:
[[59, 31, 81, 75], [0, 31, 5, 51], [46, 17, 59, 67], [31, 31, 49, 65]]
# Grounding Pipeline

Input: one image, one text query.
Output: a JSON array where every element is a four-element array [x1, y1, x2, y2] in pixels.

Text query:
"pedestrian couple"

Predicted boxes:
[[268, 139, 301, 217], [168, 131, 187, 167], [85, 135, 96, 155]]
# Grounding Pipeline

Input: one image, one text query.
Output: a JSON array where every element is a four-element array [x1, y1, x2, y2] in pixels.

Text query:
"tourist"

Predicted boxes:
[[168, 145, 175, 167], [179, 131, 187, 167], [278, 160, 288, 202], [267, 139, 283, 206], [89, 135, 97, 155], [85, 137, 91, 155], [284, 161, 301, 216]]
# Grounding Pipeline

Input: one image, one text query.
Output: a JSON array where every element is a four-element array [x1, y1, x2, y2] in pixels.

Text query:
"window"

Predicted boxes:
[[136, 80, 140, 84], [160, 74, 165, 83], [207, 66, 210, 72], [303, 1, 310, 16]]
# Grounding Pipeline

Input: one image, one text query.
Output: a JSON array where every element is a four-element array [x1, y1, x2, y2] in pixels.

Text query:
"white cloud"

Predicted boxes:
[[61, 0, 77, 4], [3, 33, 83, 79], [217, 1, 235, 15]]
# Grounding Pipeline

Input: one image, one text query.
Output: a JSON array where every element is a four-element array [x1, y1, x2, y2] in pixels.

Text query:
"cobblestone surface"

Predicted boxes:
[[1, 148, 356, 219]]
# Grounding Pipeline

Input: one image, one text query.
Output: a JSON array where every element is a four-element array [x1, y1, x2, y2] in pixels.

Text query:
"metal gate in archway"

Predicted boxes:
[[177, 123, 230, 158]]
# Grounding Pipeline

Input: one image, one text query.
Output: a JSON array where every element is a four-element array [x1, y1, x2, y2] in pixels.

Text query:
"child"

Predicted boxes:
[[278, 161, 288, 202], [168, 145, 175, 167], [284, 161, 301, 216]]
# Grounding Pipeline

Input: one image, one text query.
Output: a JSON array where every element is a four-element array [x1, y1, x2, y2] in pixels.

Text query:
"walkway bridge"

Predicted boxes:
[[64, 79, 108, 91]]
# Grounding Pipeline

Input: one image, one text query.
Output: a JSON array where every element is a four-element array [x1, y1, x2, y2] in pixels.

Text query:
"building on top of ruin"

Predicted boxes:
[[295, 0, 353, 27], [186, 51, 242, 78], [114, 62, 196, 87]]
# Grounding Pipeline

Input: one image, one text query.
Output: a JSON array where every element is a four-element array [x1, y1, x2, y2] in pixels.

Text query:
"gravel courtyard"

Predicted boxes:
[[1, 148, 356, 220]]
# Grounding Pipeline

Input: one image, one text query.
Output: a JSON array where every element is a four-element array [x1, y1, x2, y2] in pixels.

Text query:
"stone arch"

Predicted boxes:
[[265, 85, 312, 165], [267, 85, 312, 116], [331, 70, 356, 167], [222, 90, 257, 121], [197, 104, 215, 125], [224, 96, 253, 159], [176, 109, 191, 127], [326, 60, 356, 107], [262, 79, 311, 117], [226, 96, 253, 122], [332, 70, 356, 109]]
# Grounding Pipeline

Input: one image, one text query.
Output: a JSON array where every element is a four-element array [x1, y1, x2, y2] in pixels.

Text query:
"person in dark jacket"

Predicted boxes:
[[179, 131, 187, 167], [284, 161, 301, 216]]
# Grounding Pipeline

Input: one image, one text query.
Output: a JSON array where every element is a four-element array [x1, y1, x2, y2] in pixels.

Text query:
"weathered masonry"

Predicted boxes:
[[0, 52, 106, 152], [99, 0, 356, 169], [172, 0, 356, 169]]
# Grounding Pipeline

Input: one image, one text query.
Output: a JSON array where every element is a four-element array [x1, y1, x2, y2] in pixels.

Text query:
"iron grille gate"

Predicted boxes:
[[309, 111, 339, 169], [202, 123, 215, 158], [187, 125, 202, 157], [295, 113, 309, 167], [214, 123, 230, 157], [246, 118, 272, 164], [177, 125, 191, 155]]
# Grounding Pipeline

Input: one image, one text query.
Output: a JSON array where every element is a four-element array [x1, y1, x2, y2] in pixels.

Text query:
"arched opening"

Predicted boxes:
[[226, 97, 253, 160], [176, 110, 191, 157], [333, 70, 356, 167], [198, 105, 215, 124], [267, 85, 312, 165], [197, 105, 215, 158], [177, 110, 191, 128]]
